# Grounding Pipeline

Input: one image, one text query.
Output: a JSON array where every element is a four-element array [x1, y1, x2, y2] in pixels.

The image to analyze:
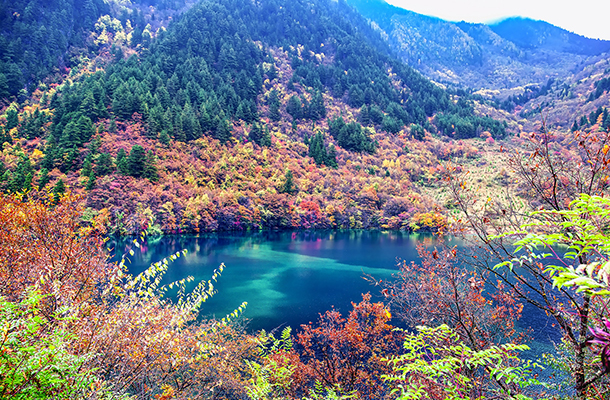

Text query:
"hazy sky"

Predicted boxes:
[[385, 0, 610, 41]]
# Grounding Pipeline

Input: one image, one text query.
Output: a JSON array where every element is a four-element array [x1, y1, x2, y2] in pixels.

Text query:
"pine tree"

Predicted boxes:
[[143, 150, 159, 182], [5, 107, 19, 131], [126, 145, 146, 178], [81, 156, 93, 177], [86, 170, 96, 191], [215, 118, 232, 143], [0, 126, 11, 146], [80, 91, 97, 118], [116, 148, 129, 175], [95, 152, 114, 176], [52, 179, 65, 204], [199, 106, 212, 133], [249, 122, 263, 145], [182, 104, 202, 141], [326, 144, 338, 169], [38, 168, 50, 189], [88, 134, 102, 155], [96, 98, 109, 120], [261, 125, 272, 147], [108, 118, 117, 133], [308, 132, 325, 166], [281, 170, 296, 194], [148, 105, 165, 136], [309, 91, 326, 121], [0, 161, 5, 186], [236, 101, 249, 123], [159, 130, 171, 146], [286, 95, 302, 121], [359, 105, 371, 126], [8, 153, 34, 192]]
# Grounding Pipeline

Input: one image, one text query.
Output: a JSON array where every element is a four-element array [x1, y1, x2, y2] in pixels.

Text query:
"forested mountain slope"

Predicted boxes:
[[0, 0, 108, 100], [347, 0, 610, 91], [0, 0, 507, 234]]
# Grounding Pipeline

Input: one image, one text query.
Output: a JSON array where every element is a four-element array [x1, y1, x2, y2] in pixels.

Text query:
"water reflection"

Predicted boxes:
[[106, 230, 555, 360], [107, 230, 438, 332]]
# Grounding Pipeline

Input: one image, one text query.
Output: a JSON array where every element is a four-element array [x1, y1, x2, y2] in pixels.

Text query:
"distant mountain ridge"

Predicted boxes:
[[489, 17, 610, 56], [347, 0, 610, 90]]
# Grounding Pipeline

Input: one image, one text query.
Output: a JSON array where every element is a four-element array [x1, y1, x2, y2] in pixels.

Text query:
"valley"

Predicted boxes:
[[1, 0, 610, 398]]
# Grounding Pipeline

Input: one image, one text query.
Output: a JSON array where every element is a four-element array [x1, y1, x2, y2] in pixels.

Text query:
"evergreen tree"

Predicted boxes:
[[126, 145, 146, 178], [359, 105, 371, 126], [348, 85, 364, 108], [159, 130, 171, 146], [0, 126, 11, 146], [86, 170, 96, 191], [148, 105, 166, 136], [215, 118, 232, 143], [116, 148, 129, 175], [81, 156, 93, 177], [182, 104, 202, 141], [261, 125, 272, 147], [369, 105, 384, 125], [326, 144, 338, 169], [332, 81, 344, 99], [64, 147, 80, 173], [95, 152, 114, 176], [328, 117, 375, 153], [108, 118, 117, 133], [309, 91, 326, 121], [5, 107, 19, 131], [80, 91, 97, 119], [143, 150, 159, 182], [286, 95, 302, 121], [281, 170, 296, 194], [52, 179, 65, 204], [38, 168, 50, 189], [249, 122, 263, 145], [199, 106, 213, 133], [7, 153, 34, 192], [41, 135, 58, 170], [0, 161, 5, 187], [88, 134, 102, 155], [308, 132, 326, 166], [96, 98, 109, 120]]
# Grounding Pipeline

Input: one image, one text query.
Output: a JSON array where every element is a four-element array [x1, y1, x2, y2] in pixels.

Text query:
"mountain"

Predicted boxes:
[[489, 17, 610, 56], [347, 0, 610, 91], [0, 0, 506, 235], [0, 0, 109, 100], [508, 56, 610, 131]]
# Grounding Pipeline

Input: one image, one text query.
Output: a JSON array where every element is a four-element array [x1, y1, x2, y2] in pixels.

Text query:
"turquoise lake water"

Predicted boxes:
[[108, 230, 442, 331], [107, 230, 559, 356]]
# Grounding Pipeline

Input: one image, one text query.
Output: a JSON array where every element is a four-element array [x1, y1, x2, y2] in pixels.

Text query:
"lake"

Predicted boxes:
[[107, 230, 558, 355], [108, 230, 443, 331]]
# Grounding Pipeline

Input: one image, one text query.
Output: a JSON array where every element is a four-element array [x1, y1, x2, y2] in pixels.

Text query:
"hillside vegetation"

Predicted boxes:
[[347, 0, 610, 92], [0, 0, 505, 235], [3, 0, 610, 399]]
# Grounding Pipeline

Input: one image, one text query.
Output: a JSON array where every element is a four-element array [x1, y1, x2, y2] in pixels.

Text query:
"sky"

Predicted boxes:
[[385, 0, 610, 41]]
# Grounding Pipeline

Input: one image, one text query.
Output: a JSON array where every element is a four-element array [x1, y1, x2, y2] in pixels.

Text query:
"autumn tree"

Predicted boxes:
[[293, 294, 403, 399], [370, 243, 525, 352], [446, 122, 610, 398], [0, 191, 255, 398]]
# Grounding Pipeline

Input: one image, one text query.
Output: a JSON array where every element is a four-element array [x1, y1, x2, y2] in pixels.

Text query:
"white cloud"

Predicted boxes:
[[385, 0, 610, 40]]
